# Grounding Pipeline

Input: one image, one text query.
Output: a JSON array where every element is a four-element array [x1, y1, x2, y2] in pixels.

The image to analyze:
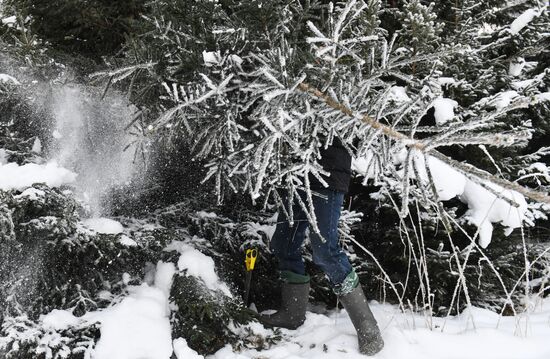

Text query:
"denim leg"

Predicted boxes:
[[270, 196, 309, 276], [308, 189, 353, 286]]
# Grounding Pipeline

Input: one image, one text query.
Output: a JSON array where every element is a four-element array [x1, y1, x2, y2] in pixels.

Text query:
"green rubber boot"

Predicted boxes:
[[260, 271, 310, 330]]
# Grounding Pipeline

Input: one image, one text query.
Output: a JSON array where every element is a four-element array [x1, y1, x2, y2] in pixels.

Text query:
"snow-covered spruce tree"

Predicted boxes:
[[395, 0, 444, 76], [0, 87, 106, 357], [94, 0, 331, 308], [96, 0, 384, 307], [0, 82, 148, 356], [108, 0, 550, 314]]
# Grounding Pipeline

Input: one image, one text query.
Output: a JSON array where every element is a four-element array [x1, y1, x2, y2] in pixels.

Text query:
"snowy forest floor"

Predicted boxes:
[[40, 215, 549, 359], [235, 299, 550, 359], [68, 265, 550, 359]]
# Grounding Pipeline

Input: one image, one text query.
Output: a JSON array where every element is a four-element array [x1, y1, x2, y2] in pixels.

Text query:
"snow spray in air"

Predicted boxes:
[[48, 84, 141, 216]]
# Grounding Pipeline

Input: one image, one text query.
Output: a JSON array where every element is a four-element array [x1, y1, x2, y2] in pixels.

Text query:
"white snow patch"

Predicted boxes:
[[523, 162, 550, 178], [433, 97, 458, 125], [413, 155, 467, 201], [203, 50, 221, 67], [196, 210, 218, 219], [0, 149, 7, 164], [173, 338, 204, 359], [493, 91, 519, 110], [387, 86, 411, 103], [119, 234, 138, 247], [508, 57, 525, 76], [86, 262, 175, 359], [40, 310, 80, 331], [352, 151, 380, 180], [536, 92, 550, 102], [35, 262, 177, 358], [510, 8, 540, 35], [13, 187, 46, 201], [437, 77, 456, 86], [229, 54, 243, 67], [0, 161, 77, 190], [165, 241, 232, 297], [177, 245, 232, 296], [122, 273, 131, 285], [352, 157, 371, 176], [87, 285, 173, 359], [32, 137, 42, 154], [154, 261, 176, 299], [511, 79, 536, 90], [37, 294, 550, 359], [1, 15, 16, 25], [477, 22, 499, 36], [461, 180, 527, 248], [52, 130, 62, 139], [216, 297, 550, 359], [0, 73, 20, 85], [416, 153, 526, 247], [82, 218, 124, 234]]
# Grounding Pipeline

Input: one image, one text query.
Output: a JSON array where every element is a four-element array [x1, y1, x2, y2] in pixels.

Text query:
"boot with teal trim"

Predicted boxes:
[[336, 270, 384, 356], [260, 270, 310, 330]]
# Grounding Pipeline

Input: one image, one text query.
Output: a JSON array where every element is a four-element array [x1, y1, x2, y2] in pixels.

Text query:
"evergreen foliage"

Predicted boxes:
[[396, 0, 443, 75], [1, 0, 550, 357], [4, 0, 146, 58], [170, 275, 257, 354], [348, 194, 550, 314]]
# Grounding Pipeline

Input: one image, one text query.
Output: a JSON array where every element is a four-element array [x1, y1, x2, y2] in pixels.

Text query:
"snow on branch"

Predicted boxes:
[[297, 82, 550, 204], [90, 62, 158, 84], [297, 81, 550, 247], [408, 151, 528, 248], [509, 7, 546, 35]]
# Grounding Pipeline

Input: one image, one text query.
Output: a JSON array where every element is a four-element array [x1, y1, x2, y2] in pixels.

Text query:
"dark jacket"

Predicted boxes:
[[309, 137, 352, 193]]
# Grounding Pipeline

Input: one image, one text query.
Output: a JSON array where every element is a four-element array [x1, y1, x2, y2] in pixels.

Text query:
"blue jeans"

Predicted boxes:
[[270, 188, 353, 286]]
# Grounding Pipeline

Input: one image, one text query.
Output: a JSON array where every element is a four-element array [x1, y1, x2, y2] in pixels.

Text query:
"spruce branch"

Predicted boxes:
[[297, 82, 550, 206]]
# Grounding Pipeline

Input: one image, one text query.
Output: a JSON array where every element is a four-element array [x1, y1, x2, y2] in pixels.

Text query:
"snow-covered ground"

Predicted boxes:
[[0, 160, 77, 190], [43, 283, 549, 359], [39, 262, 550, 359], [35, 228, 549, 359], [221, 299, 550, 359], [39, 263, 176, 359]]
